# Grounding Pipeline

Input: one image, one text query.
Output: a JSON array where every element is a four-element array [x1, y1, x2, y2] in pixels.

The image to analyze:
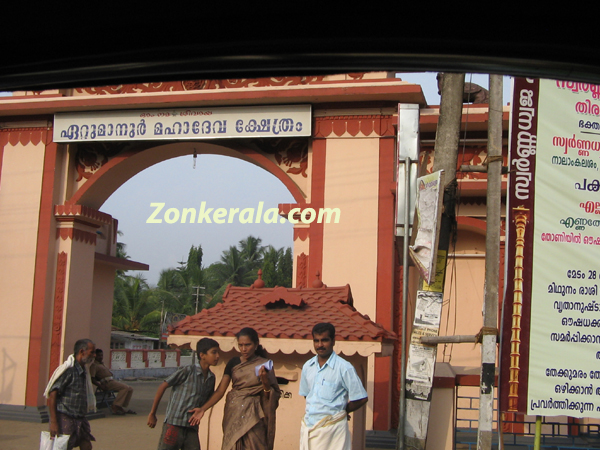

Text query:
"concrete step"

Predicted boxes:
[[366, 430, 397, 449]]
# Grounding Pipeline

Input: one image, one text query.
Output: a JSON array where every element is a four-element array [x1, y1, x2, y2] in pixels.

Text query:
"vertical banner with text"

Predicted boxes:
[[501, 78, 600, 418]]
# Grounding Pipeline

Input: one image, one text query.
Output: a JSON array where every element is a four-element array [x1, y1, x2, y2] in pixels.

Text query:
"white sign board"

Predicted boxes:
[[54, 105, 312, 142], [502, 78, 600, 418], [526, 79, 600, 418]]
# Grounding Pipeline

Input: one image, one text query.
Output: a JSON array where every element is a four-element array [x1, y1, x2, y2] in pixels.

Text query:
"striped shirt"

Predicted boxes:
[[164, 363, 215, 428], [50, 363, 89, 418]]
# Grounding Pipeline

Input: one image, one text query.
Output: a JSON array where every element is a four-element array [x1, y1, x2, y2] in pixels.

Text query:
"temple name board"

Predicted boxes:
[[53, 105, 312, 142]]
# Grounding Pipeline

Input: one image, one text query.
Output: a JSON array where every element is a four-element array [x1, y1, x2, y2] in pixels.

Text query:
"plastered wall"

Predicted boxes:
[[0, 142, 45, 404], [321, 137, 380, 320]]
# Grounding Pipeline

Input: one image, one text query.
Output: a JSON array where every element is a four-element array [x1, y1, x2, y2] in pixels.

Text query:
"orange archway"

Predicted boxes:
[[68, 141, 306, 209]]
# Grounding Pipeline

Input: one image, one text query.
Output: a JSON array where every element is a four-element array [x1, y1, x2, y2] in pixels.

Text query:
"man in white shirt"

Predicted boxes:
[[299, 323, 368, 450]]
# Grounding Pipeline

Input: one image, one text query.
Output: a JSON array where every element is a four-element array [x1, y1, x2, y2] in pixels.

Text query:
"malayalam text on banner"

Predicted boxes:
[[54, 105, 312, 142], [501, 78, 600, 418]]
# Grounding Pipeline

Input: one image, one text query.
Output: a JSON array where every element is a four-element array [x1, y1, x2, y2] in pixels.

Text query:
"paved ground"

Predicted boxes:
[[1, 380, 167, 450], [2, 379, 394, 450]]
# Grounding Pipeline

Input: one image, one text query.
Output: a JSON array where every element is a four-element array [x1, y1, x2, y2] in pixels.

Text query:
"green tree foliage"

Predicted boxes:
[[205, 237, 293, 299], [186, 244, 203, 274], [205, 245, 257, 302], [153, 244, 208, 315], [278, 247, 293, 287], [112, 231, 162, 334], [116, 233, 129, 259], [112, 274, 161, 332], [261, 245, 293, 287], [112, 237, 294, 333], [238, 235, 264, 270], [115, 230, 130, 277], [204, 235, 266, 303], [261, 246, 280, 287]]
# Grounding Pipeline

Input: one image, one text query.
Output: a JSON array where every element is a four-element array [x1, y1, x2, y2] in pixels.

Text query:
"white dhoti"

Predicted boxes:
[[300, 411, 351, 450]]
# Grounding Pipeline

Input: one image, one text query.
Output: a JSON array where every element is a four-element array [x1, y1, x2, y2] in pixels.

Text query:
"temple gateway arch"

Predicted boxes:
[[0, 73, 496, 449]]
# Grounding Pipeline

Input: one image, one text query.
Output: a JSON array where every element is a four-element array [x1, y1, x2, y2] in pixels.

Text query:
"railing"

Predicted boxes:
[[455, 386, 600, 449], [110, 349, 181, 370]]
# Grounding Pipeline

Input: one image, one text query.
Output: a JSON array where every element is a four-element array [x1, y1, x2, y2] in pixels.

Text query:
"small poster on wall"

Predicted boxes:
[[409, 170, 444, 285]]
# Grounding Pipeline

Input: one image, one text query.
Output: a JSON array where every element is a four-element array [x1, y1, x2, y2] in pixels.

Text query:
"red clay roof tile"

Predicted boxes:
[[169, 284, 396, 342]]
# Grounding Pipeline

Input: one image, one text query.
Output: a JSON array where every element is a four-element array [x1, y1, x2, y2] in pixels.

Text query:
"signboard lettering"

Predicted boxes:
[[53, 105, 312, 142]]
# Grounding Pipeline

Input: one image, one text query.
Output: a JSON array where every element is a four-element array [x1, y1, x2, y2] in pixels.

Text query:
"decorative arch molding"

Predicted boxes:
[[0, 127, 52, 147], [67, 141, 307, 210], [296, 253, 308, 289], [314, 115, 395, 138], [294, 227, 309, 241], [74, 76, 331, 95], [419, 145, 509, 182]]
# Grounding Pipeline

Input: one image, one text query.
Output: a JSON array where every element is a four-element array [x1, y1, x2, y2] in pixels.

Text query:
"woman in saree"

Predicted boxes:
[[189, 327, 281, 450]]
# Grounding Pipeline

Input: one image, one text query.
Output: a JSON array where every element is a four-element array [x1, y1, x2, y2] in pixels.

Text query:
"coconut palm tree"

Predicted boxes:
[[205, 244, 257, 302], [151, 244, 209, 316], [238, 235, 265, 270], [112, 274, 161, 332], [261, 245, 293, 287]]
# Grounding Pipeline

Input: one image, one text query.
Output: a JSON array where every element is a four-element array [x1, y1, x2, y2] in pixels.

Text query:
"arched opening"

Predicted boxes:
[[80, 140, 302, 345], [69, 141, 306, 209], [101, 153, 297, 286]]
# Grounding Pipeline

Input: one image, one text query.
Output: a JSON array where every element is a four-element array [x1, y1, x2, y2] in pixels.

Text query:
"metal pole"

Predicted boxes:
[[191, 286, 205, 365], [193, 286, 200, 314], [533, 416, 542, 450], [192, 285, 205, 314], [397, 156, 412, 450], [477, 74, 503, 450], [159, 298, 165, 349]]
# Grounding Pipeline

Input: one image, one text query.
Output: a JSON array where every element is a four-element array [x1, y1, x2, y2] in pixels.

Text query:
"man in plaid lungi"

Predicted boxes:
[[47, 339, 97, 450]]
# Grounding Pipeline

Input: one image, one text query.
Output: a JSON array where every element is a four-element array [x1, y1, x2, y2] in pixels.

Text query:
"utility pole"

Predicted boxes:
[[190, 285, 205, 365], [403, 72, 464, 450], [159, 298, 166, 349], [432, 74, 464, 179], [477, 74, 503, 450], [192, 286, 205, 314]]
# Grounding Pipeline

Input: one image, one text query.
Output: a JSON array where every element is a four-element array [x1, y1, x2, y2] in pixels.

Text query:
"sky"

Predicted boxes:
[[101, 154, 296, 285], [93, 72, 513, 286]]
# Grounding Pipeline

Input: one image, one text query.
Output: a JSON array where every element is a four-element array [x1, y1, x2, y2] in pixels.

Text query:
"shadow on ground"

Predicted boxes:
[[1, 380, 167, 450]]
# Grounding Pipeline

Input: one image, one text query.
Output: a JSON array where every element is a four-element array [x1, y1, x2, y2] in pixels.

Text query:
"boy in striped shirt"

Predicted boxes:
[[148, 338, 220, 450]]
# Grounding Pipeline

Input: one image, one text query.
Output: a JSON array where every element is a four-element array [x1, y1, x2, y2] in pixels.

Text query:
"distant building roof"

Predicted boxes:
[[111, 330, 159, 341], [168, 280, 396, 357]]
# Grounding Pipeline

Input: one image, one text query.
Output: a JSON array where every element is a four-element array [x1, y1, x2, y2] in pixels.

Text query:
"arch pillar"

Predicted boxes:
[[312, 113, 397, 431], [51, 205, 114, 374]]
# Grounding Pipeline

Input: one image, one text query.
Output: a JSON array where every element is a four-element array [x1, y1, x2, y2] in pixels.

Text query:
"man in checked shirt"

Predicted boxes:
[[47, 338, 97, 450]]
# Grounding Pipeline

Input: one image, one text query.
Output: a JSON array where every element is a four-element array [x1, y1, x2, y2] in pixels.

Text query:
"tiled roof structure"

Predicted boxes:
[[169, 284, 396, 343]]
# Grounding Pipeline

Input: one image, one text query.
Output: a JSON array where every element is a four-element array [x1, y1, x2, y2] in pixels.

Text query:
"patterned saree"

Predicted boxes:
[[221, 356, 281, 450]]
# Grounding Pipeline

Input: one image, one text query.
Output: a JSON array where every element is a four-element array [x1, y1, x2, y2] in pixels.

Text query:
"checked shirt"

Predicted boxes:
[[50, 363, 89, 418], [163, 363, 215, 428]]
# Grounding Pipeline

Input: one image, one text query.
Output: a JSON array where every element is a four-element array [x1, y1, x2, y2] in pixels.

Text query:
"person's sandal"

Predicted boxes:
[[126, 409, 137, 415]]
